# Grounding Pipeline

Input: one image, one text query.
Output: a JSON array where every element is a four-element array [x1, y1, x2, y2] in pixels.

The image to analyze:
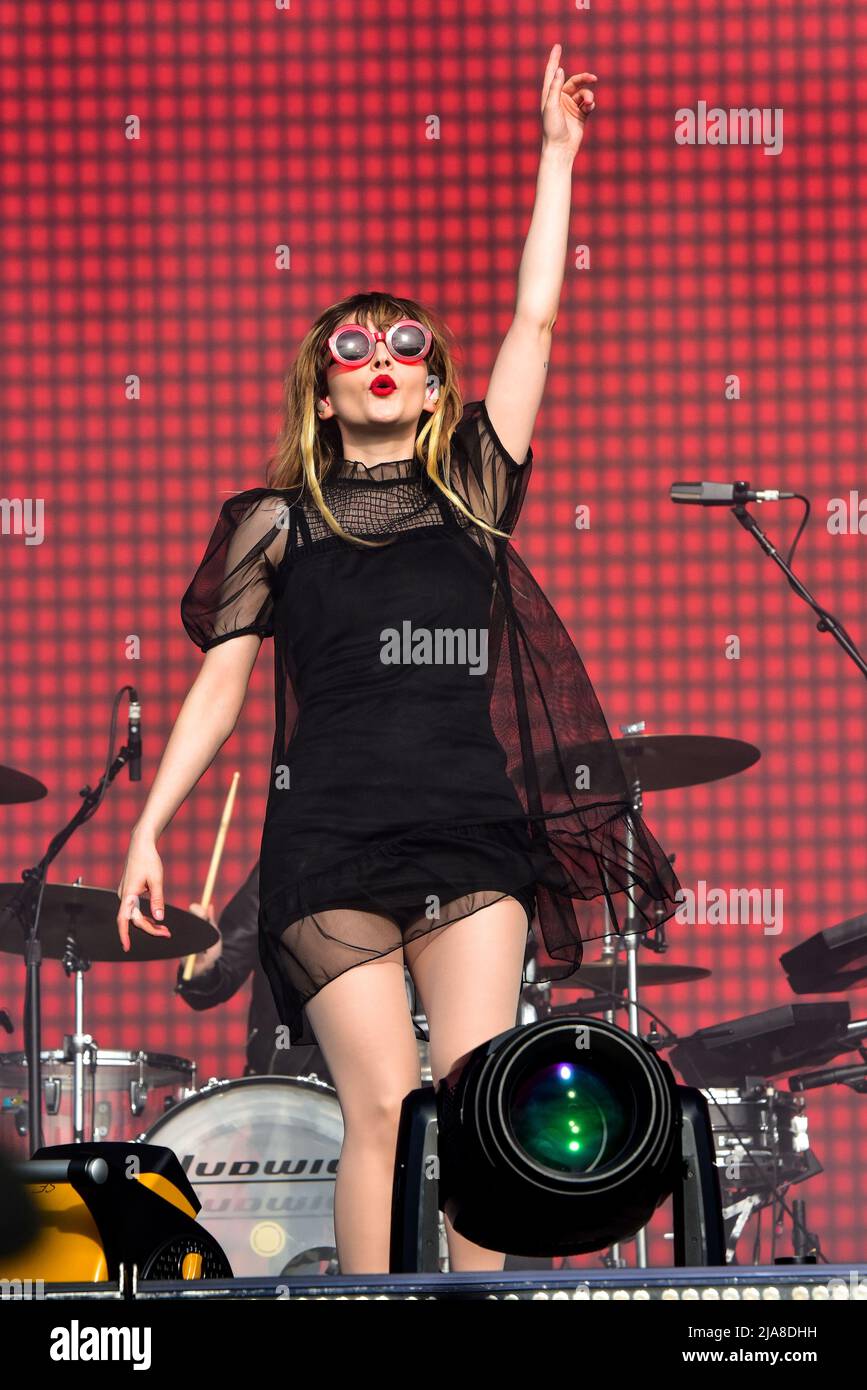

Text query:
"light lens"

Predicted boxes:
[[508, 1060, 632, 1174]]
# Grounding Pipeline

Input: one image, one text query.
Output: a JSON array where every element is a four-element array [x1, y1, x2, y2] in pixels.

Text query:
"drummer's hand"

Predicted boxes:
[[115, 832, 171, 951], [187, 900, 223, 973], [188, 899, 218, 926]]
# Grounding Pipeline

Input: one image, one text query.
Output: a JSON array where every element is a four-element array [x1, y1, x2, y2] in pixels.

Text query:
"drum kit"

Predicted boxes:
[[2, 727, 866, 1276]]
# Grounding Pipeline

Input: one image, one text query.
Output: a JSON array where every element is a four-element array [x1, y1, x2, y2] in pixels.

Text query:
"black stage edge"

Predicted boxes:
[[5, 1261, 865, 1299]]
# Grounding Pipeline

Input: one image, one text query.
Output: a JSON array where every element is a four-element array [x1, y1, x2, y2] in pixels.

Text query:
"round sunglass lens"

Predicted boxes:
[[334, 329, 372, 362], [390, 323, 427, 358]]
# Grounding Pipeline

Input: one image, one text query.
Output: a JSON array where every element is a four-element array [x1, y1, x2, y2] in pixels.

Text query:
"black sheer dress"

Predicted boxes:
[[181, 400, 682, 1040]]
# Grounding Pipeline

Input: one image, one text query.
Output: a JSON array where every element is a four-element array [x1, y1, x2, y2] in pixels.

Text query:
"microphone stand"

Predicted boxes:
[[730, 496, 867, 679], [1, 689, 139, 1156]]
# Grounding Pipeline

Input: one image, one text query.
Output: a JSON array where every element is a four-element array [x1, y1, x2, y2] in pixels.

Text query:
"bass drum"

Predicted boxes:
[[140, 1074, 343, 1277]]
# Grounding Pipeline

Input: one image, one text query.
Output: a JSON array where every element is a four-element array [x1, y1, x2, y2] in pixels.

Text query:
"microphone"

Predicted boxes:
[[789, 1061, 867, 1093], [128, 690, 142, 782], [670, 480, 797, 505]]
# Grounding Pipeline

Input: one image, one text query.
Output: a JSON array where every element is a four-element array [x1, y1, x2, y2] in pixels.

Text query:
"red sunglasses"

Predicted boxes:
[[327, 319, 432, 368]]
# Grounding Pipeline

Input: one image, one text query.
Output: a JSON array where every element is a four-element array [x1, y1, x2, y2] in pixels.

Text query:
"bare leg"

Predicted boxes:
[[303, 923, 421, 1274], [404, 896, 529, 1272]]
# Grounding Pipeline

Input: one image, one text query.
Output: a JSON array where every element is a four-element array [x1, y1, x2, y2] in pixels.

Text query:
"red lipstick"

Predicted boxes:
[[370, 375, 396, 396]]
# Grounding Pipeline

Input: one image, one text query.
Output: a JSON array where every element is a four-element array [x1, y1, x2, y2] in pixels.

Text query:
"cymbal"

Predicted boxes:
[[560, 734, 760, 794], [0, 883, 217, 963], [0, 764, 47, 805], [541, 960, 712, 990]]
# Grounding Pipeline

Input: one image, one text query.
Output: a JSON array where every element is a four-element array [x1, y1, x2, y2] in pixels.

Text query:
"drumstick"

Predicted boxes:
[[181, 770, 240, 981]]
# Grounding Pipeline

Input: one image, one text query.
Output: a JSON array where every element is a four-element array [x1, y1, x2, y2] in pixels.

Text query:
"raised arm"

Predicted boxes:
[[485, 43, 597, 466]]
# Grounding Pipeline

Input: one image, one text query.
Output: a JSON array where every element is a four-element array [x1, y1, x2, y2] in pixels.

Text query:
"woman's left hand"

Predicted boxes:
[[541, 42, 597, 156]]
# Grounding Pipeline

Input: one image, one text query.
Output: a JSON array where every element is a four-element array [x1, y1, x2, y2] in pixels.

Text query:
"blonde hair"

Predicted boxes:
[[264, 290, 510, 549]]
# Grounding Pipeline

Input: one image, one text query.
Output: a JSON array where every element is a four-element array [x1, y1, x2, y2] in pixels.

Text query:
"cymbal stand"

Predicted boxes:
[[600, 720, 654, 1269], [0, 685, 139, 1155], [61, 925, 97, 1143]]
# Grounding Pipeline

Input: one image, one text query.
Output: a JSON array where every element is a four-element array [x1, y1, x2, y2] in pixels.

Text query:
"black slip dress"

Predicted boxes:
[[181, 400, 682, 1040]]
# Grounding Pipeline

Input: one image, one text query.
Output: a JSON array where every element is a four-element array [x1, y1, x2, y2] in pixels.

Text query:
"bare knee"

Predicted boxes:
[[304, 955, 422, 1150], [340, 1084, 415, 1150]]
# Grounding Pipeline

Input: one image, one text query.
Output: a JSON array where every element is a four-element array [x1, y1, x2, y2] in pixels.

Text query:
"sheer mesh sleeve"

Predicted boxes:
[[180, 489, 288, 652], [448, 398, 533, 537]]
